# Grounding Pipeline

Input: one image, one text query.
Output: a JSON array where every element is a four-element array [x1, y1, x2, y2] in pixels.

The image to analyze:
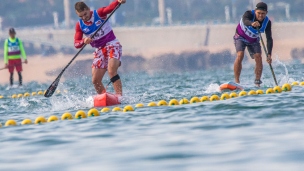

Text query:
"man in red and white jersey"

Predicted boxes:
[[74, 0, 126, 95]]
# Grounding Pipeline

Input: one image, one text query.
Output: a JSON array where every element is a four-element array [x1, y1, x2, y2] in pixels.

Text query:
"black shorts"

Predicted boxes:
[[234, 33, 261, 59]]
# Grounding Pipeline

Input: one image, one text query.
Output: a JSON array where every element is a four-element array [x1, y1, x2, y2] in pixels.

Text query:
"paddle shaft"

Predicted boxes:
[[44, 3, 121, 97], [257, 28, 278, 86]]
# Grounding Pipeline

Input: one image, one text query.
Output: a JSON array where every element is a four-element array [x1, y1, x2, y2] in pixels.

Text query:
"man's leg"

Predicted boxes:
[[108, 58, 122, 95], [92, 68, 107, 94], [9, 72, 13, 86], [18, 72, 22, 86], [253, 53, 263, 86], [234, 51, 245, 83]]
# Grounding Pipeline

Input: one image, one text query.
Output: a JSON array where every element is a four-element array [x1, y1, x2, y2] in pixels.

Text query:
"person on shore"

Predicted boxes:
[[74, 0, 125, 95], [233, 2, 273, 87], [4, 28, 28, 88]]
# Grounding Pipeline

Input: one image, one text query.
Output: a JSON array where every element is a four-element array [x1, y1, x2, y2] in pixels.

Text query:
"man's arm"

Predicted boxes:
[[97, 0, 120, 18], [4, 39, 8, 64], [242, 10, 254, 26], [265, 21, 273, 55], [74, 22, 84, 49], [19, 39, 27, 60]]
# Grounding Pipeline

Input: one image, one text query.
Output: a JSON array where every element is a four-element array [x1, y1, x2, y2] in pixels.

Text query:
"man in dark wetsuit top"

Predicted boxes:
[[233, 2, 273, 87]]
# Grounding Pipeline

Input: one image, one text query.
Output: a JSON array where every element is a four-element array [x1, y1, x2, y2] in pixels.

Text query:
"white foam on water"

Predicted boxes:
[[204, 83, 221, 94]]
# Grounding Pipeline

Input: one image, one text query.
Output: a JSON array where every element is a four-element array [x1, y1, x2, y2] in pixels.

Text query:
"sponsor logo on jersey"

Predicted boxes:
[[95, 20, 102, 26], [83, 28, 90, 33]]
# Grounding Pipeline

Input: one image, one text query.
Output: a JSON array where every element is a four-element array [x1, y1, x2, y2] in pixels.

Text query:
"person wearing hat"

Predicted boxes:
[[233, 2, 273, 87], [3, 28, 27, 88]]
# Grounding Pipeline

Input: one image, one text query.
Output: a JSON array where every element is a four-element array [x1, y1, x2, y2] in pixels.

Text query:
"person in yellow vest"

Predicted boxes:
[[4, 28, 28, 88]]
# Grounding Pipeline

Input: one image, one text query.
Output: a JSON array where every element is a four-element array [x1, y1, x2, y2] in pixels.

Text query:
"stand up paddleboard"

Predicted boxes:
[[93, 92, 121, 107], [219, 82, 244, 91]]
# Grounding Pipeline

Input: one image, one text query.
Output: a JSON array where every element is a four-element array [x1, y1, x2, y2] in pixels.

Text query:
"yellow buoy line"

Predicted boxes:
[[0, 82, 300, 128], [0, 90, 66, 99]]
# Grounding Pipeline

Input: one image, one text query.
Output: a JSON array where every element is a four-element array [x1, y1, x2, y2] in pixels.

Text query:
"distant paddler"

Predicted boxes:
[[3, 28, 28, 88], [74, 0, 126, 96], [233, 2, 273, 87]]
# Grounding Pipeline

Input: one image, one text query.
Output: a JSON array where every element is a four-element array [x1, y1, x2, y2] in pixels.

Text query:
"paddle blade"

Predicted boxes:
[[44, 78, 60, 97]]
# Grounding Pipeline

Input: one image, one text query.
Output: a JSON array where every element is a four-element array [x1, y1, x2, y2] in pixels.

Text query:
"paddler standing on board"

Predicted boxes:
[[233, 2, 273, 87], [74, 0, 125, 96]]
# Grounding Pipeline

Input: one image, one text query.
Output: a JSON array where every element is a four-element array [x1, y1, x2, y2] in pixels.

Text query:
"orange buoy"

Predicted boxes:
[[93, 92, 121, 107], [219, 82, 244, 91]]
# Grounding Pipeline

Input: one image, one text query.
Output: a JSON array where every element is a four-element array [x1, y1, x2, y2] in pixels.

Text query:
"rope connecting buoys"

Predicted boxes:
[[0, 82, 300, 129]]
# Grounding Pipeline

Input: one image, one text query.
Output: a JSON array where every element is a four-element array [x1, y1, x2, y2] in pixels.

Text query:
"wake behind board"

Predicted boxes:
[[93, 92, 121, 107], [219, 81, 244, 91]]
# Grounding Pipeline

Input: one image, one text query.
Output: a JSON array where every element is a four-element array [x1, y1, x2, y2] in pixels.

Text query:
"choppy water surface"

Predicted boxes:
[[1, 60, 304, 171]]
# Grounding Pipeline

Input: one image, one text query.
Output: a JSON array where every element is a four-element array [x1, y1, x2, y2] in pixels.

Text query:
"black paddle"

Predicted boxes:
[[44, 3, 121, 98], [257, 28, 278, 86]]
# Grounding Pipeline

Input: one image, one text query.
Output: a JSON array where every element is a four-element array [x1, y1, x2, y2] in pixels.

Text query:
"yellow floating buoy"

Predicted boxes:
[[5, 120, 17, 126], [158, 100, 168, 106], [248, 90, 257, 95], [17, 94, 23, 98], [47, 115, 59, 122], [256, 89, 264, 95], [0, 122, 2, 128], [75, 110, 87, 119], [0, 96, 4, 99], [168, 99, 179, 106], [61, 113, 73, 120], [282, 83, 292, 91], [210, 95, 220, 101], [135, 103, 145, 108], [300, 82, 304, 86], [229, 92, 238, 98], [112, 107, 122, 112], [201, 96, 210, 102], [273, 86, 282, 93], [101, 108, 111, 112], [239, 91, 247, 97], [220, 93, 230, 100], [147, 102, 157, 107], [24, 93, 30, 97], [37, 91, 44, 95], [123, 105, 134, 112], [88, 108, 100, 117], [179, 98, 189, 105], [292, 81, 299, 86], [35, 116, 47, 124], [266, 88, 275, 94], [21, 119, 32, 125], [190, 97, 201, 103], [56, 90, 60, 94], [32, 92, 37, 96], [11, 94, 17, 98]]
